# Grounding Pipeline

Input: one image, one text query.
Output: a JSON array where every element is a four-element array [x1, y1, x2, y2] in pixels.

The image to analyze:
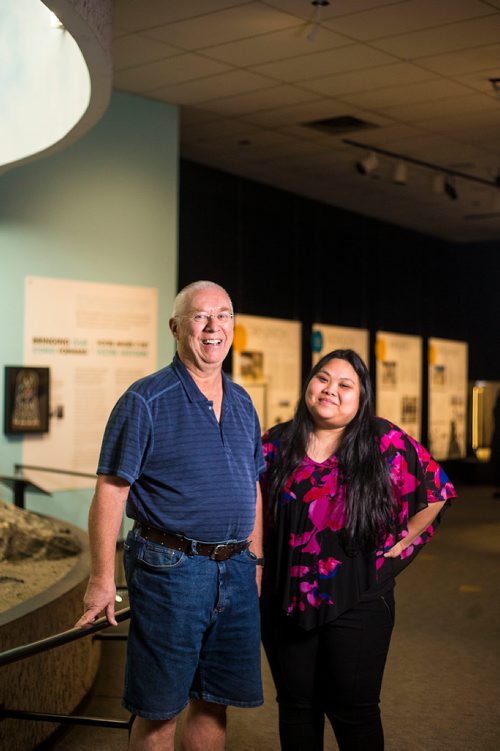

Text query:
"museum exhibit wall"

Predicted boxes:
[[179, 158, 500, 388], [0, 91, 178, 529]]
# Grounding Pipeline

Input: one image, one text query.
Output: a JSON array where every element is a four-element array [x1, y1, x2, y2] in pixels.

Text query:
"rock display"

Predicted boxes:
[[0, 499, 82, 561]]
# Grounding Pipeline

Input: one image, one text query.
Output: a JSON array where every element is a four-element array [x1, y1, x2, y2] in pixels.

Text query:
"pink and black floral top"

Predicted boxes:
[[260, 418, 457, 630]]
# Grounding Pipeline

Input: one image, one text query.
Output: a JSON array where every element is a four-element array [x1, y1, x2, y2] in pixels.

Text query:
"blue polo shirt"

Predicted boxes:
[[97, 354, 265, 542]]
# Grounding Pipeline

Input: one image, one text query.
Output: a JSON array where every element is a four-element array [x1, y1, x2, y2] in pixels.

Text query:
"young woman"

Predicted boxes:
[[260, 349, 456, 751]]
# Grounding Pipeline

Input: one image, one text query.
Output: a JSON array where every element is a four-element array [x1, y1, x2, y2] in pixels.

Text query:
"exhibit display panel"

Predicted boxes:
[[428, 338, 468, 460], [311, 324, 369, 366], [471, 379, 500, 460], [22, 276, 157, 490], [376, 331, 422, 440], [233, 314, 301, 431]]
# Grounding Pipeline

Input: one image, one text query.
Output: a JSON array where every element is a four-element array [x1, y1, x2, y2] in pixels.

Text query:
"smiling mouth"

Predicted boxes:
[[202, 338, 223, 346]]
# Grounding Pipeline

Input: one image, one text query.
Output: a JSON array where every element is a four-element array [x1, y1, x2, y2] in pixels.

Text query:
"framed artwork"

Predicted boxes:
[[3, 366, 50, 434]]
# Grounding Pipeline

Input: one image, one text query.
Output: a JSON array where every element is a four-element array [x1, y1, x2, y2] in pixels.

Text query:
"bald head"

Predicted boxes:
[[172, 281, 233, 319]]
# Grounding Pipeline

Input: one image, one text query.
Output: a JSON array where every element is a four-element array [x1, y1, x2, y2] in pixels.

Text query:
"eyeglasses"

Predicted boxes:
[[185, 311, 234, 324]]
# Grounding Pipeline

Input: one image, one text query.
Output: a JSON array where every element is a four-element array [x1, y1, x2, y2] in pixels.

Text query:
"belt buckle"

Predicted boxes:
[[210, 543, 228, 561]]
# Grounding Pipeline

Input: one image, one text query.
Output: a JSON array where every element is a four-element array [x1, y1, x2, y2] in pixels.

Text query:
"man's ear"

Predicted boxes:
[[169, 318, 178, 339]]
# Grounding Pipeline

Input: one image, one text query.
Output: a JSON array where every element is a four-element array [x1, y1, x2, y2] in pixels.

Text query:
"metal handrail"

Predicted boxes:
[[0, 709, 133, 730], [14, 463, 95, 479], [0, 512, 132, 734], [4, 463, 95, 507], [0, 607, 130, 668]]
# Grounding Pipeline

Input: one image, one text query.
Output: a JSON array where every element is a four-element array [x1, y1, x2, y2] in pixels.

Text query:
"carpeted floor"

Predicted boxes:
[[44, 485, 500, 750]]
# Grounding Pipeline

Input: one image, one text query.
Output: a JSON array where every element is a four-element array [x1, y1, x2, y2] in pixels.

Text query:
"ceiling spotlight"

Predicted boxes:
[[356, 152, 379, 175], [392, 160, 407, 185], [308, 0, 330, 41], [444, 177, 458, 200], [431, 174, 445, 194]]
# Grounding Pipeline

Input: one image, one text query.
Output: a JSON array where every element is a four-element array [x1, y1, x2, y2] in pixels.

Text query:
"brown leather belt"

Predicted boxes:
[[135, 523, 249, 561]]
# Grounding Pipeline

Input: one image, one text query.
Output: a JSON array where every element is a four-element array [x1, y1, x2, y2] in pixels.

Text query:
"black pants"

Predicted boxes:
[[261, 593, 395, 751]]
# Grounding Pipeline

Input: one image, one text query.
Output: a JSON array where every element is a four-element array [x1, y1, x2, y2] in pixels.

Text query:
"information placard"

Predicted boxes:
[[312, 324, 369, 366], [22, 276, 157, 490], [233, 314, 301, 431], [376, 331, 422, 440], [428, 338, 468, 459]]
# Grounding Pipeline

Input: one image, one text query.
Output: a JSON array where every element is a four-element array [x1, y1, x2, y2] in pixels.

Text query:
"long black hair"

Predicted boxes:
[[266, 349, 396, 553]]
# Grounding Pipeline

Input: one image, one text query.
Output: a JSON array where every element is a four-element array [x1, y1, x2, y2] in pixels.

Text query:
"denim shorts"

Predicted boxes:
[[122, 528, 263, 720]]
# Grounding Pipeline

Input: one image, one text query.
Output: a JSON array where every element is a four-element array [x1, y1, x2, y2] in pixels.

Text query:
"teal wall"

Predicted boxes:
[[0, 91, 179, 529]]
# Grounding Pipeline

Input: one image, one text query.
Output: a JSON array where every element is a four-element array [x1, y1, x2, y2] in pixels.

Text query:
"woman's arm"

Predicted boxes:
[[384, 499, 447, 558]]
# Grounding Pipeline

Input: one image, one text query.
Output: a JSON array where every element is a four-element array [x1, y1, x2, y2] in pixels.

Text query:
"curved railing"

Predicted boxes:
[[0, 606, 131, 730], [0, 465, 131, 735], [0, 607, 130, 668]]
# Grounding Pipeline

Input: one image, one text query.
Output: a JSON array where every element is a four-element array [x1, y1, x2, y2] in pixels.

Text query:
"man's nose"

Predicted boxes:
[[204, 315, 219, 329]]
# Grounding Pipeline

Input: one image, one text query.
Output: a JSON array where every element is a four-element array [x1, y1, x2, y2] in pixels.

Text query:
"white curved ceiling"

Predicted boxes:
[[1, 0, 112, 173], [0, 1, 90, 168]]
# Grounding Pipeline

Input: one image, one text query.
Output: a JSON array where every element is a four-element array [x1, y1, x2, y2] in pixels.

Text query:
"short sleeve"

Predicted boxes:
[[97, 390, 153, 484], [378, 421, 457, 574]]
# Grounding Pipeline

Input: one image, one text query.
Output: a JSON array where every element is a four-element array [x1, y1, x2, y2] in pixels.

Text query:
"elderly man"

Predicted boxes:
[[76, 281, 264, 750]]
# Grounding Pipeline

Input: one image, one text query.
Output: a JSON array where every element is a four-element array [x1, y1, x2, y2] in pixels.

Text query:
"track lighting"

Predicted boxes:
[[356, 152, 379, 175], [344, 138, 500, 203]]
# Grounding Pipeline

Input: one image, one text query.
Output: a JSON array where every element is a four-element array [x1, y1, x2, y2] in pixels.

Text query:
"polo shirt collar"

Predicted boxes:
[[171, 353, 235, 406]]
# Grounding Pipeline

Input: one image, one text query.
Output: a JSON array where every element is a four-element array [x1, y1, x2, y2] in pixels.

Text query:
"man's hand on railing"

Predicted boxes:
[[75, 576, 118, 628]]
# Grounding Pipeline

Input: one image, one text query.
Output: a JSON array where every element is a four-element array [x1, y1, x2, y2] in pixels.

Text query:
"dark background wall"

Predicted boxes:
[[179, 159, 500, 390]]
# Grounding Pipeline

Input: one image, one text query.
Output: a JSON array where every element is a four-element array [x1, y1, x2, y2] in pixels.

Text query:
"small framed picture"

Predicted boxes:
[[4, 366, 50, 435]]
